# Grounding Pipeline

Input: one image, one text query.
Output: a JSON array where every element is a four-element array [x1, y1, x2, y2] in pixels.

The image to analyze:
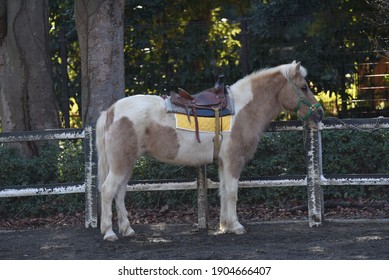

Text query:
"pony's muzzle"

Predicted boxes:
[[312, 106, 324, 124]]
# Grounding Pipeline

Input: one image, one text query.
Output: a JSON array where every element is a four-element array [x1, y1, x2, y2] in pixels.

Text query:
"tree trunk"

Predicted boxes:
[[75, 0, 125, 127], [0, 0, 60, 157]]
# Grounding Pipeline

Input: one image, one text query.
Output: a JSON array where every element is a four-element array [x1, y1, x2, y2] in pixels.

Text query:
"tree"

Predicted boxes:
[[75, 0, 125, 126], [0, 0, 60, 156]]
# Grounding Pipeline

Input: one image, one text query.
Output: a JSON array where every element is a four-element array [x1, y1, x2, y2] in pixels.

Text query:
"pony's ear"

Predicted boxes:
[[290, 61, 301, 77], [295, 61, 301, 72]]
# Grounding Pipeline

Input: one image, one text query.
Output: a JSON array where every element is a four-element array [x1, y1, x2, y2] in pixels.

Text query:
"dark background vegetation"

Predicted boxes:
[[1, 0, 388, 219]]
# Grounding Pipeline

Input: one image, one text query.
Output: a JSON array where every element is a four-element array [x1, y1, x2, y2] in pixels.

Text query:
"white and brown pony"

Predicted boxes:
[[96, 61, 324, 241]]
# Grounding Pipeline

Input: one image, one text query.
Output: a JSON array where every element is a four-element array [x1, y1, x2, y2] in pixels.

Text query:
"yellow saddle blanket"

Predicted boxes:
[[175, 113, 232, 133]]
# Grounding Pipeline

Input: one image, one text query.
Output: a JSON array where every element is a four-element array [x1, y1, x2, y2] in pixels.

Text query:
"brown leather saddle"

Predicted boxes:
[[170, 75, 229, 144]]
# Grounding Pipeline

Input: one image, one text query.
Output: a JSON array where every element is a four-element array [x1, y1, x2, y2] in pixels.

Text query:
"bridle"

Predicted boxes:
[[287, 74, 322, 121]]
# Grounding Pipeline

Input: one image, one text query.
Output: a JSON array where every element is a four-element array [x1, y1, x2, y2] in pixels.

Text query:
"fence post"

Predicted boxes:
[[304, 123, 324, 227], [197, 165, 208, 229], [84, 126, 98, 228]]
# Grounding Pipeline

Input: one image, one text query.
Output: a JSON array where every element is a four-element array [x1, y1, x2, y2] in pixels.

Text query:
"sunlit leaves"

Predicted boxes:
[[208, 8, 241, 67]]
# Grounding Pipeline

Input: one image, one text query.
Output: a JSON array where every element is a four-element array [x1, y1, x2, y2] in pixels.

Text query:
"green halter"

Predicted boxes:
[[287, 74, 322, 121]]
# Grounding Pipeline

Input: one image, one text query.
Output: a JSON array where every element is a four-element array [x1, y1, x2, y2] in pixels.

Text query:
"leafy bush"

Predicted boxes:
[[0, 140, 85, 186], [322, 129, 389, 174], [57, 140, 85, 183], [132, 157, 197, 180], [321, 129, 389, 199], [0, 144, 59, 186], [0, 141, 85, 218]]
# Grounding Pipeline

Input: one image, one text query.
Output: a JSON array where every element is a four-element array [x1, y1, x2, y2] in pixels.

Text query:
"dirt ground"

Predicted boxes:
[[1, 219, 388, 260]]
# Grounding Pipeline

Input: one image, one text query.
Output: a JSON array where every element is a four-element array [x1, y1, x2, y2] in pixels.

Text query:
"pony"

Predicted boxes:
[[96, 61, 324, 241]]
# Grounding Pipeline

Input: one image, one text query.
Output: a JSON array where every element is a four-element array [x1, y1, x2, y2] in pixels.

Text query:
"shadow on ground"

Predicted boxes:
[[1, 220, 388, 260]]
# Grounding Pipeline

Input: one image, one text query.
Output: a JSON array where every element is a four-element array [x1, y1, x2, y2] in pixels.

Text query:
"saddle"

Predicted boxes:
[[170, 75, 229, 147]]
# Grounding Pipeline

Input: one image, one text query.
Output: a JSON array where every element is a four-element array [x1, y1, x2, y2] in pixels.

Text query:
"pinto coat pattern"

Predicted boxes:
[[96, 61, 324, 241]]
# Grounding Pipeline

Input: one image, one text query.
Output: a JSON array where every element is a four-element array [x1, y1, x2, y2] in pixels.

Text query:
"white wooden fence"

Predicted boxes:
[[1, 117, 389, 229], [0, 127, 98, 228]]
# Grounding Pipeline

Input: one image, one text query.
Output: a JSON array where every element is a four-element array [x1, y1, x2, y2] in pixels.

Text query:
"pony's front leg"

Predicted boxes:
[[218, 164, 228, 231], [219, 172, 246, 234], [115, 184, 135, 237]]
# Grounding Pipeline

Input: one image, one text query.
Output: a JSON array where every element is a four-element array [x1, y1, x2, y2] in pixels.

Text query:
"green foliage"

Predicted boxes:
[[247, 0, 386, 116], [322, 129, 389, 174], [132, 157, 196, 180], [0, 194, 84, 219], [242, 132, 305, 177], [0, 141, 85, 218], [129, 157, 199, 208], [124, 0, 243, 96], [57, 140, 85, 182], [321, 129, 389, 199], [0, 141, 84, 186], [0, 144, 60, 186]]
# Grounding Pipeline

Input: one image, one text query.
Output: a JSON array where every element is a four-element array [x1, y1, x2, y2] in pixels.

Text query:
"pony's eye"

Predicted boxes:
[[301, 85, 308, 92]]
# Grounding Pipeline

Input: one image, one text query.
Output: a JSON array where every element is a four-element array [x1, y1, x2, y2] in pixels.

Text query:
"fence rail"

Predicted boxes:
[[0, 127, 98, 228], [0, 183, 85, 197], [0, 128, 85, 142], [1, 117, 388, 229]]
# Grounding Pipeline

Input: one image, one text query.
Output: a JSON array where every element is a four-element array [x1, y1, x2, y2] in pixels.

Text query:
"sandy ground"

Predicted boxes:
[[1, 219, 388, 260]]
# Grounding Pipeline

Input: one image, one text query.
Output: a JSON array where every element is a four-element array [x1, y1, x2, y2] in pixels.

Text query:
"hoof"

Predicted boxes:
[[219, 223, 246, 235], [103, 232, 119, 241], [234, 226, 247, 234], [121, 226, 135, 237], [218, 225, 228, 234]]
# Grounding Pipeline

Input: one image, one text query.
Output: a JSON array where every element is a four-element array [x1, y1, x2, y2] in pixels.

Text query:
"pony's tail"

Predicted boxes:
[[96, 111, 109, 190]]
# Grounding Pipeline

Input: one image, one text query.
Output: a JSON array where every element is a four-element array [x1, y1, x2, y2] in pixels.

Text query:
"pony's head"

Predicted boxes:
[[279, 61, 324, 125]]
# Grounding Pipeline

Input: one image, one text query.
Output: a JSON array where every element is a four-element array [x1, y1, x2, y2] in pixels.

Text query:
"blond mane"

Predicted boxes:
[[231, 62, 307, 91]]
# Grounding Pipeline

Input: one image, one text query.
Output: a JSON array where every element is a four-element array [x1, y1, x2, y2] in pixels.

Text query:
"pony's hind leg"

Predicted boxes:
[[100, 172, 131, 241], [100, 173, 120, 241], [115, 183, 135, 237], [100, 115, 139, 240]]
